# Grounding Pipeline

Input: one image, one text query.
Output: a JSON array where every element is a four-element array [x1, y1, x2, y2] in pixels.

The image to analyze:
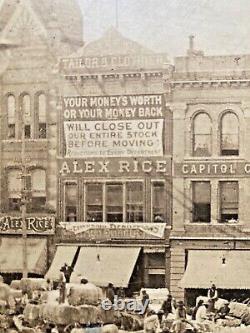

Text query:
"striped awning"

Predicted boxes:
[[180, 250, 250, 289], [0, 237, 47, 274]]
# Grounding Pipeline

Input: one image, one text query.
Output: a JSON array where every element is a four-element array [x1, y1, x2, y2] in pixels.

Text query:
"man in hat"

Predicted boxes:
[[207, 284, 218, 311], [106, 283, 115, 303], [58, 266, 66, 304], [215, 301, 230, 320], [172, 301, 196, 333], [161, 294, 176, 319]]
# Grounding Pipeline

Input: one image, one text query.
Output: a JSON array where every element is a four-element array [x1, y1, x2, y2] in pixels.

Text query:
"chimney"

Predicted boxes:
[[189, 35, 195, 52]]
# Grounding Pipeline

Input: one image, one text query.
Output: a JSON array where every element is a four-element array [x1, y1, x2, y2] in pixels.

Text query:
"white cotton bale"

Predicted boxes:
[[68, 283, 103, 306], [24, 303, 40, 323]]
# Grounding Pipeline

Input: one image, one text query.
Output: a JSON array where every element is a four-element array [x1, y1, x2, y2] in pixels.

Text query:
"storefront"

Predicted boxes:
[[0, 215, 55, 282]]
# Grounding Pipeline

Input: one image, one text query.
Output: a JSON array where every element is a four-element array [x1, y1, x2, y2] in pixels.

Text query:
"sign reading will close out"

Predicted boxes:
[[62, 94, 165, 158], [64, 119, 163, 157]]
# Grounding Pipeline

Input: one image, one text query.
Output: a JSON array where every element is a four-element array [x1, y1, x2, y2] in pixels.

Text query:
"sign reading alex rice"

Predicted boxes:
[[62, 94, 165, 158], [0, 216, 55, 235], [174, 162, 250, 177], [59, 158, 170, 176], [59, 222, 166, 240]]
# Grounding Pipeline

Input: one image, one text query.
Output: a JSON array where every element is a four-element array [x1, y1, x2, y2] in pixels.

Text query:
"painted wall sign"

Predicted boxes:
[[59, 158, 170, 176], [64, 119, 163, 157], [59, 222, 166, 239], [62, 94, 165, 158], [60, 54, 169, 71], [174, 162, 250, 177], [0, 216, 55, 235], [62, 95, 164, 120]]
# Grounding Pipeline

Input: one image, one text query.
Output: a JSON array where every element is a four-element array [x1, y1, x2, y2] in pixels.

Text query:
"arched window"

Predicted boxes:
[[221, 112, 239, 156], [30, 169, 46, 211], [7, 95, 16, 138], [193, 113, 212, 156], [22, 94, 31, 138], [7, 169, 22, 211], [38, 94, 46, 138]]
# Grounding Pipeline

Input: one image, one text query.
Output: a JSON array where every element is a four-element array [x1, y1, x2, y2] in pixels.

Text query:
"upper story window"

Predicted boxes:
[[193, 113, 212, 157], [7, 169, 22, 211], [220, 181, 238, 223], [7, 95, 16, 139], [30, 169, 46, 212], [22, 94, 31, 138], [65, 181, 78, 222], [192, 181, 211, 223], [38, 94, 47, 139], [152, 181, 167, 223], [126, 182, 143, 222], [221, 112, 239, 156], [86, 183, 103, 222]]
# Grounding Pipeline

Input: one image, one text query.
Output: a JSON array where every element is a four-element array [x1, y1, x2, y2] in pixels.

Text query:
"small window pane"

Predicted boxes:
[[7, 95, 16, 138], [38, 94, 46, 122], [152, 182, 166, 223], [193, 113, 212, 157], [221, 112, 239, 156], [8, 170, 22, 211], [192, 182, 211, 223], [126, 182, 143, 222], [86, 184, 103, 222], [65, 183, 77, 222], [22, 95, 31, 124], [220, 181, 238, 223], [107, 184, 123, 222]]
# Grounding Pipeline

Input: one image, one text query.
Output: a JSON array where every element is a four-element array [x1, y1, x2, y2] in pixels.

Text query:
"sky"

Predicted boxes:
[[77, 0, 250, 58]]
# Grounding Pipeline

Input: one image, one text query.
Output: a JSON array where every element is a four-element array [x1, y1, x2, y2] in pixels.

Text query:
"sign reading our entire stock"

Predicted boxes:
[[0, 216, 55, 235], [62, 94, 165, 158]]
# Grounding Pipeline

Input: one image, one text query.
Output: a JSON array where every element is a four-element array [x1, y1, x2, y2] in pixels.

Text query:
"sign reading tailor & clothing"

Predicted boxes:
[[62, 94, 165, 158], [60, 53, 169, 71], [59, 222, 165, 239], [0, 216, 55, 235], [174, 162, 250, 177], [59, 158, 169, 176]]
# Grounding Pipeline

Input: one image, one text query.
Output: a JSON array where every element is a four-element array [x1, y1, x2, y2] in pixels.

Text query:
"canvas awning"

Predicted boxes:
[[71, 246, 141, 287], [0, 237, 47, 274], [45, 245, 78, 280], [180, 250, 250, 289]]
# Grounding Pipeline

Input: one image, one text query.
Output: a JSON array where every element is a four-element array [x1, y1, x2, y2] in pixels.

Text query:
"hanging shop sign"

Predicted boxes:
[[59, 222, 166, 240], [60, 53, 169, 71], [174, 162, 250, 177], [62, 94, 165, 158], [0, 216, 55, 235]]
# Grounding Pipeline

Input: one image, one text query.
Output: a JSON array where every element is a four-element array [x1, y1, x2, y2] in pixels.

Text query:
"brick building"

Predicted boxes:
[[170, 37, 250, 304], [46, 27, 173, 292], [0, 0, 83, 280]]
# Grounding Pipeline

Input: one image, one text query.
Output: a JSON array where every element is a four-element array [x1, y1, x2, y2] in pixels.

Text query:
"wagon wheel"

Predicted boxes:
[[64, 322, 81, 333]]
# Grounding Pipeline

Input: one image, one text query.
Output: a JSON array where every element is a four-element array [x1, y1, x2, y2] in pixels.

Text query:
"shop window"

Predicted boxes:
[[106, 183, 123, 222], [221, 112, 239, 156], [65, 182, 77, 222], [22, 94, 31, 139], [147, 253, 165, 268], [148, 275, 165, 288], [7, 95, 16, 139], [30, 169, 46, 212], [38, 94, 46, 139], [152, 181, 166, 222], [126, 182, 143, 222], [193, 113, 212, 156], [7, 169, 22, 211], [192, 181, 211, 223], [86, 183, 103, 222], [220, 181, 238, 223]]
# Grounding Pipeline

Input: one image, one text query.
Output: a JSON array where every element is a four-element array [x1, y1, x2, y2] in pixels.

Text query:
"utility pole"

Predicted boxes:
[[21, 111, 28, 278]]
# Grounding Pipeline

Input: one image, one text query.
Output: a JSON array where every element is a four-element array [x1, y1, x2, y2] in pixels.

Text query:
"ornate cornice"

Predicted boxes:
[[171, 79, 250, 89]]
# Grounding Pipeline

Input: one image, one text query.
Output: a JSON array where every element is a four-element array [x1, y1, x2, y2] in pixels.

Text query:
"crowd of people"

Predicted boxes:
[[142, 284, 232, 333]]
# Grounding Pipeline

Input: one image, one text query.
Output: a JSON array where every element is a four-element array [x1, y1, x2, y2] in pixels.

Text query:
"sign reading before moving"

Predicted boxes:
[[62, 94, 165, 158]]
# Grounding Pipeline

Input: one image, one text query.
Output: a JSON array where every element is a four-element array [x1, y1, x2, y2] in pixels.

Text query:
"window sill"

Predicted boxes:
[[185, 222, 243, 226], [2, 139, 48, 143]]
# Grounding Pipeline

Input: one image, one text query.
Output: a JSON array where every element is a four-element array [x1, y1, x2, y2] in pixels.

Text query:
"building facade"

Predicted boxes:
[[47, 28, 173, 291], [170, 39, 250, 303], [0, 0, 83, 280]]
